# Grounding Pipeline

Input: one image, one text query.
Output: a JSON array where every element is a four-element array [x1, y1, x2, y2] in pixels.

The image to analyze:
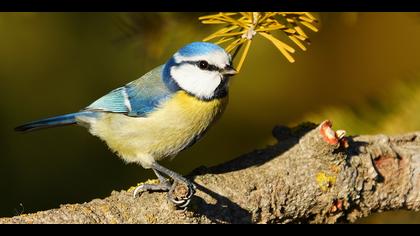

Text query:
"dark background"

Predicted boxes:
[[1, 12, 419, 223]]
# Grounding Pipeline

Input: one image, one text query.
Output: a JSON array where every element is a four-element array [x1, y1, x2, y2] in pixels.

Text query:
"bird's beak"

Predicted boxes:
[[222, 65, 237, 76]]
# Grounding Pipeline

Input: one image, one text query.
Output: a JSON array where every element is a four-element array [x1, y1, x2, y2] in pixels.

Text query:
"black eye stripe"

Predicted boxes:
[[182, 60, 221, 72]]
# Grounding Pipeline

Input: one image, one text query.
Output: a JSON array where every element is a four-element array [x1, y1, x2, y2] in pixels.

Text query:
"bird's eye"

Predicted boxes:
[[198, 60, 209, 70]]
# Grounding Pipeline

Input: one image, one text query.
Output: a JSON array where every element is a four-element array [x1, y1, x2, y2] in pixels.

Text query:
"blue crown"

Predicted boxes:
[[177, 42, 225, 57]]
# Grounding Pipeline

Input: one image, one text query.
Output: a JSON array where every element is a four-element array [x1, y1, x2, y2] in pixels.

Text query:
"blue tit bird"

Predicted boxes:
[[15, 42, 237, 207]]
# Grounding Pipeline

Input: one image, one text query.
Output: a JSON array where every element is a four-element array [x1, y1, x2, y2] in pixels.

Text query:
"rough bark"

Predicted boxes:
[[1, 120, 419, 224]]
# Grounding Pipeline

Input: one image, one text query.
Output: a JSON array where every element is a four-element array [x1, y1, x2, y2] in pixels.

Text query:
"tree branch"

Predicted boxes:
[[1, 120, 419, 224]]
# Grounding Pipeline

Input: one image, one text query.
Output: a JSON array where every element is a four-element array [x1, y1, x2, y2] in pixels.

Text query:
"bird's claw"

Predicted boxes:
[[132, 183, 170, 198], [132, 185, 145, 198], [133, 181, 196, 208], [167, 181, 196, 208]]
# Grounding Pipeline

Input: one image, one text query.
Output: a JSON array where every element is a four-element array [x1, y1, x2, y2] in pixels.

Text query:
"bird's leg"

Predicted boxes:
[[133, 169, 171, 197], [133, 164, 196, 207], [152, 169, 171, 186], [152, 162, 196, 207]]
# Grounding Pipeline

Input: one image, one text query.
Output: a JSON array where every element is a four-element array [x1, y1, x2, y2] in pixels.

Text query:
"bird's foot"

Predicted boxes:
[[133, 163, 197, 208], [152, 163, 197, 208], [167, 180, 196, 208], [133, 180, 196, 208], [133, 182, 171, 198]]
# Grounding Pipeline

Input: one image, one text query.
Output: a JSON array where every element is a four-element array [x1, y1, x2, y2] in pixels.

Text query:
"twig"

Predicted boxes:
[[1, 120, 419, 224]]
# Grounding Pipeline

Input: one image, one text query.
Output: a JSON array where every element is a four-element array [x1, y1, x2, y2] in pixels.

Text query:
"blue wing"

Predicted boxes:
[[84, 65, 174, 117]]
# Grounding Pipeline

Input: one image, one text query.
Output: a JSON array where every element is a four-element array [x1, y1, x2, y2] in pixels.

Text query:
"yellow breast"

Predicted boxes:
[[87, 91, 228, 164]]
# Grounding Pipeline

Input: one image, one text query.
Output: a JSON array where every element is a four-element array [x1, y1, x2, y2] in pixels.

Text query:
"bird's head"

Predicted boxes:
[[164, 42, 237, 100]]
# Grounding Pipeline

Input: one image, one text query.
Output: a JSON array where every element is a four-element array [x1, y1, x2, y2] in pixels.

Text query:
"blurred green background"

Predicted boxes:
[[1, 12, 419, 223]]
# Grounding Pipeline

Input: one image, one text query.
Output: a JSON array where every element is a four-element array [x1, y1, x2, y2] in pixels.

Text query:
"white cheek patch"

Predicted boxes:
[[171, 64, 221, 99], [174, 51, 230, 69]]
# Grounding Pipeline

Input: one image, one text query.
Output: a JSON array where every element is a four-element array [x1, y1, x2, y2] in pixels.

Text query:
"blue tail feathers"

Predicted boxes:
[[14, 111, 93, 132]]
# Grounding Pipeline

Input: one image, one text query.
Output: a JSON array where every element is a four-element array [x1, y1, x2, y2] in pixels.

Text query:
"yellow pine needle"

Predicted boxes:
[[294, 34, 308, 41], [215, 37, 235, 44], [216, 31, 247, 37], [201, 20, 228, 24], [294, 26, 308, 38], [236, 40, 252, 72], [258, 24, 289, 32], [259, 32, 295, 63], [199, 12, 319, 67], [203, 33, 220, 42], [289, 36, 307, 51], [259, 32, 295, 53], [220, 12, 239, 16], [198, 15, 219, 20], [305, 12, 317, 21], [202, 25, 240, 40], [299, 16, 315, 23], [198, 12, 237, 20], [217, 15, 249, 28], [216, 25, 240, 34], [225, 38, 243, 52], [300, 21, 319, 32], [283, 28, 297, 34], [239, 12, 252, 18], [259, 12, 276, 23]]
